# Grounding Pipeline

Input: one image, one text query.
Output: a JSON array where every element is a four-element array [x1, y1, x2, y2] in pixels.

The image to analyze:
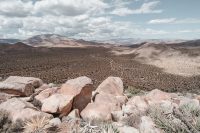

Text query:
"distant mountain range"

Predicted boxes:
[[0, 39, 20, 44], [0, 34, 199, 48], [95, 38, 187, 46]]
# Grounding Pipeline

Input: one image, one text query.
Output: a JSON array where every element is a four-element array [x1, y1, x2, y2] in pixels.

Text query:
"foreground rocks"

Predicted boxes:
[[0, 76, 43, 96], [0, 98, 52, 121], [0, 75, 199, 133]]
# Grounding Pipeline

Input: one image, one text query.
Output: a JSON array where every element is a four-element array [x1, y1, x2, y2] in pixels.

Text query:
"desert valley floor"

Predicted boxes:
[[0, 43, 200, 94]]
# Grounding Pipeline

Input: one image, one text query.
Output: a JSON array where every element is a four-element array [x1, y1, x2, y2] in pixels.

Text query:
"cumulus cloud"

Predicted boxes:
[[0, 0, 169, 39], [111, 1, 162, 16], [0, 0, 33, 17]]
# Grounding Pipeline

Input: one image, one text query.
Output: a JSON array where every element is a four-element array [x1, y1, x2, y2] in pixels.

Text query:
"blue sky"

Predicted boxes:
[[0, 0, 199, 40]]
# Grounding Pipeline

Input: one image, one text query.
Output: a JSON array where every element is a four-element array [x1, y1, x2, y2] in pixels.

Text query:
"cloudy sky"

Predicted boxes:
[[0, 0, 200, 40]]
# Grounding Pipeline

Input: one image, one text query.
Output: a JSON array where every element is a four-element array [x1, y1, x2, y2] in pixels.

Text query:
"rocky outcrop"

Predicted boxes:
[[0, 98, 52, 121], [0, 76, 43, 96], [59, 76, 93, 111], [0, 75, 199, 133]]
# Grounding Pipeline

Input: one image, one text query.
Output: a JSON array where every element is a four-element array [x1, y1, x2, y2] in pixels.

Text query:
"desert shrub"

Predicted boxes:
[[101, 124, 120, 133], [23, 115, 56, 133], [0, 110, 12, 132], [148, 103, 200, 133], [79, 122, 119, 133], [148, 105, 188, 133]]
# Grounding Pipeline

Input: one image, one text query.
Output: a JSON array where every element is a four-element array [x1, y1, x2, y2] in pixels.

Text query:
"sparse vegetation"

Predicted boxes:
[[23, 115, 54, 133], [148, 103, 200, 133]]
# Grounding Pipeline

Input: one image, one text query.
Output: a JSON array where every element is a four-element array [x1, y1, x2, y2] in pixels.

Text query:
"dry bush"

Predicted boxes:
[[148, 103, 200, 133], [23, 115, 57, 133], [101, 124, 120, 133], [79, 122, 119, 133]]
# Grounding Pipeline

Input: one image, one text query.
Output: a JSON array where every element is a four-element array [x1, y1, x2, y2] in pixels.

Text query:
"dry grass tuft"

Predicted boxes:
[[23, 115, 51, 133]]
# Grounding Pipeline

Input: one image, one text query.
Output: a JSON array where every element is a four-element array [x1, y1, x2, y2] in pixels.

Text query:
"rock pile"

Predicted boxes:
[[0, 75, 199, 133]]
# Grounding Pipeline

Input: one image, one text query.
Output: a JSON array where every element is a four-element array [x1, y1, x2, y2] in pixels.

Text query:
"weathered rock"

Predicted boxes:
[[49, 118, 61, 126], [35, 87, 58, 103], [68, 109, 80, 118], [111, 110, 124, 121], [0, 82, 35, 96], [81, 102, 112, 121], [0, 98, 52, 121], [0, 76, 43, 96], [41, 94, 73, 117], [4, 76, 43, 88], [126, 96, 148, 113], [179, 97, 199, 107], [94, 93, 124, 110], [139, 116, 163, 133], [35, 84, 49, 93], [145, 89, 173, 105], [0, 92, 17, 103], [95, 77, 124, 96], [60, 76, 93, 111]]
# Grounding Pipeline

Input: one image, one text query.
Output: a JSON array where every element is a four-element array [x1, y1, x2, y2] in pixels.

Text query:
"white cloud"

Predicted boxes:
[[111, 1, 162, 16], [0, 0, 171, 40], [149, 18, 200, 24], [33, 0, 108, 16], [111, 7, 134, 16], [148, 18, 176, 24], [0, 0, 33, 17], [133, 1, 162, 14]]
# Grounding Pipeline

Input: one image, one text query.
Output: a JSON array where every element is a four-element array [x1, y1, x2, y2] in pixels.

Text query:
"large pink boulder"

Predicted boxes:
[[41, 94, 73, 117], [0, 98, 52, 121], [81, 102, 112, 121], [95, 93, 126, 110], [95, 77, 124, 96], [59, 76, 93, 111]]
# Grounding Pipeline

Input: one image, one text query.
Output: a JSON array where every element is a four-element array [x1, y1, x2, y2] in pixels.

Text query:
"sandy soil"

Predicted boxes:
[[112, 44, 200, 77]]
